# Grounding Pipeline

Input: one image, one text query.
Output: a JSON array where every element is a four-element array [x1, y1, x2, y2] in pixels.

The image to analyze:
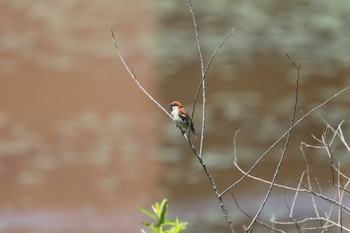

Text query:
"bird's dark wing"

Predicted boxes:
[[178, 111, 190, 124]]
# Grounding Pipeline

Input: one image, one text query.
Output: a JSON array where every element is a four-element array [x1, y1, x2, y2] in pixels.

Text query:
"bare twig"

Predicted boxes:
[[318, 118, 350, 153], [232, 160, 308, 192], [112, 27, 202, 162], [204, 28, 235, 76], [336, 122, 350, 152], [111, 30, 200, 155], [221, 86, 350, 197], [187, 0, 206, 159], [190, 26, 235, 168], [299, 142, 323, 194], [306, 164, 320, 218], [188, 0, 235, 160], [272, 217, 350, 232], [232, 129, 241, 163], [111, 30, 171, 119], [231, 192, 285, 232], [336, 162, 348, 233], [246, 53, 301, 231], [321, 130, 336, 184], [298, 181, 350, 213], [290, 171, 305, 218], [187, 1, 235, 232], [286, 201, 302, 233], [191, 26, 235, 124]]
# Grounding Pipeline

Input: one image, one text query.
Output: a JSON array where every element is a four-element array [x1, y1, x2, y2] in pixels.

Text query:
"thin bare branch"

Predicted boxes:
[[221, 86, 350, 197], [246, 53, 301, 231], [232, 160, 307, 192], [286, 202, 302, 233], [272, 217, 350, 231], [187, 0, 206, 160], [306, 164, 320, 218], [337, 122, 350, 152], [111, 30, 171, 118], [191, 26, 235, 152], [290, 172, 305, 218], [321, 130, 336, 184], [205, 27, 235, 76], [298, 181, 350, 213], [187, 1, 235, 232], [188, 0, 235, 160], [231, 193, 285, 233], [299, 142, 323, 194], [232, 129, 241, 163]]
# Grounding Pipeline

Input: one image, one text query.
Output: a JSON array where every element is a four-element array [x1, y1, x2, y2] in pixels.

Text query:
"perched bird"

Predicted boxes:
[[168, 100, 196, 138]]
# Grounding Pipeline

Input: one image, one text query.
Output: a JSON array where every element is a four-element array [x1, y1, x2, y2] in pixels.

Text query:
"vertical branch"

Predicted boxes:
[[322, 130, 336, 184], [336, 122, 350, 152], [290, 172, 305, 218], [187, 0, 206, 159], [299, 143, 323, 194], [306, 165, 320, 218], [197, 156, 235, 232], [232, 129, 241, 163], [190, 27, 235, 140], [336, 162, 344, 233], [187, 1, 235, 232], [246, 53, 301, 231], [287, 172, 303, 233]]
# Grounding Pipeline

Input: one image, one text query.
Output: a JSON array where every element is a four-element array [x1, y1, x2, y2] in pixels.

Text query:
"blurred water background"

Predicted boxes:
[[0, 1, 350, 232]]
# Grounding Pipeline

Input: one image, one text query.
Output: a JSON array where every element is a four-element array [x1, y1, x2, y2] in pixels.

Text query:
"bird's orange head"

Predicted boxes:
[[168, 100, 183, 109]]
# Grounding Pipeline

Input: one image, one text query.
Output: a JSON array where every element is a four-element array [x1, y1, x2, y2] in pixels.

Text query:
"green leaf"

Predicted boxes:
[[159, 199, 168, 224], [139, 207, 158, 221], [152, 203, 158, 217], [164, 220, 176, 226], [142, 221, 151, 227], [173, 218, 188, 232], [176, 222, 188, 231], [139, 199, 187, 233]]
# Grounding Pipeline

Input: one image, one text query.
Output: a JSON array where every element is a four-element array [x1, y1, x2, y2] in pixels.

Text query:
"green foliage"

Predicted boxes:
[[140, 199, 188, 233]]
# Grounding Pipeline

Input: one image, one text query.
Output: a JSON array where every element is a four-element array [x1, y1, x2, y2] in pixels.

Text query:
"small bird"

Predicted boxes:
[[168, 100, 196, 138]]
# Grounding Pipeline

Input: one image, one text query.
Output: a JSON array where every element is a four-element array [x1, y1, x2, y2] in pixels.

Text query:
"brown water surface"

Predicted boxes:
[[1, 1, 350, 233]]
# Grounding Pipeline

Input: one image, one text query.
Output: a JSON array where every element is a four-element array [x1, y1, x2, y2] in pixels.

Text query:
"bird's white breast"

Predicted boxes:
[[171, 107, 187, 128]]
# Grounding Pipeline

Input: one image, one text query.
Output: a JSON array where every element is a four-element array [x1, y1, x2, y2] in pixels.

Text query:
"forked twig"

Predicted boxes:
[[246, 53, 301, 231], [188, 0, 235, 160], [231, 192, 285, 232], [221, 85, 350, 197], [187, 1, 235, 231], [191, 27, 235, 127], [290, 171, 305, 218], [111, 30, 199, 156]]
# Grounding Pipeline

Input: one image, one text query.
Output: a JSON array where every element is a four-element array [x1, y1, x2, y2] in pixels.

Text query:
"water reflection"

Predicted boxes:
[[1, 0, 350, 233]]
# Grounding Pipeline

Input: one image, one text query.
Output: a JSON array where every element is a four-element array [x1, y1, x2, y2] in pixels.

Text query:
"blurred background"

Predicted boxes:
[[0, 0, 350, 232]]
